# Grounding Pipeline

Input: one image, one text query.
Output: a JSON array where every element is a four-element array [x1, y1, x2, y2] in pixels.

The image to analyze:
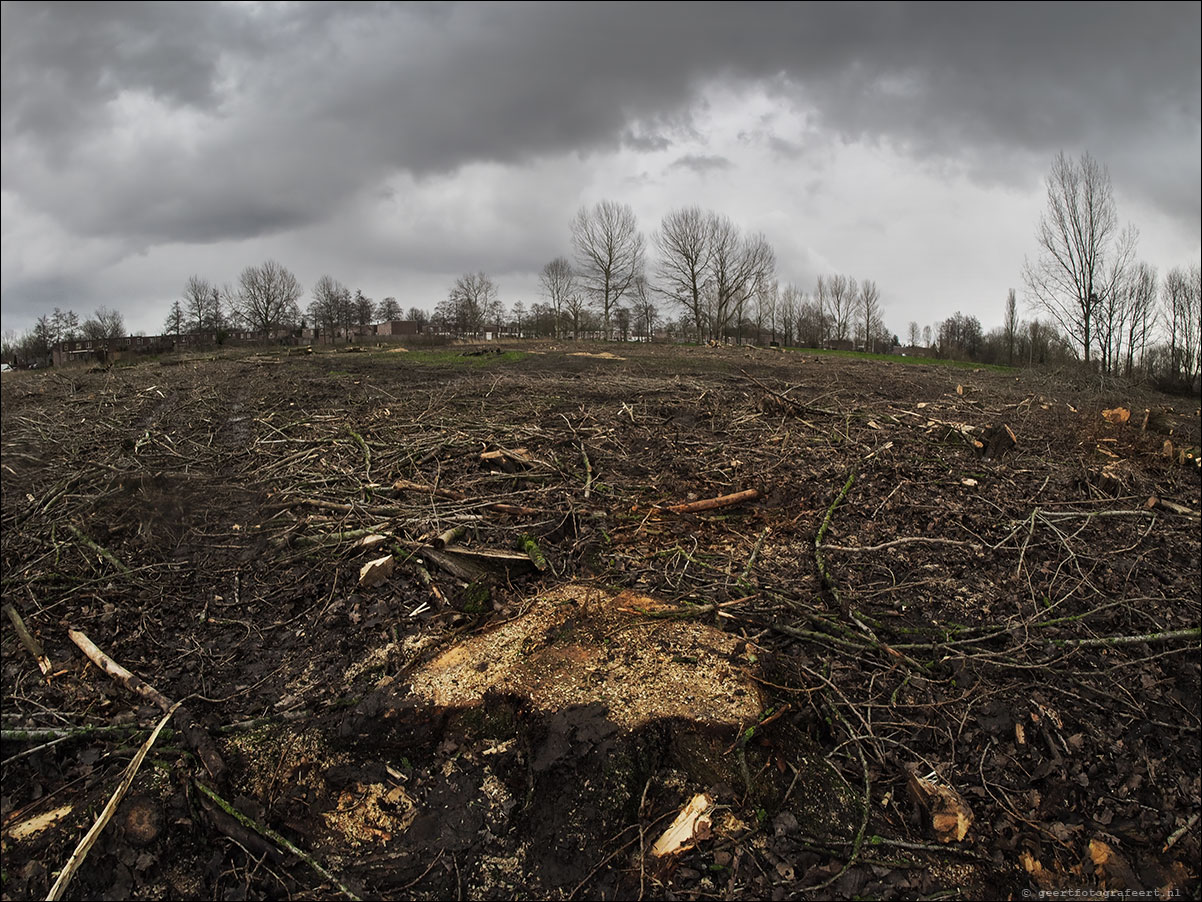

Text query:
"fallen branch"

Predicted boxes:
[[580, 443, 593, 500], [1050, 627, 1200, 649], [346, 425, 371, 483], [1164, 812, 1200, 853], [741, 369, 839, 417], [65, 525, 130, 575], [822, 536, 983, 553], [815, 472, 856, 607], [3, 602, 52, 676], [392, 477, 546, 516], [656, 488, 761, 514], [46, 703, 179, 902], [192, 780, 362, 901], [68, 629, 226, 782]]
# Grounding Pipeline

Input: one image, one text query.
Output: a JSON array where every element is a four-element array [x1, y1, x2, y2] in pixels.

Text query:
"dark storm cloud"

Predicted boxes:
[[2, 1, 1198, 331], [4, 2, 1198, 243]]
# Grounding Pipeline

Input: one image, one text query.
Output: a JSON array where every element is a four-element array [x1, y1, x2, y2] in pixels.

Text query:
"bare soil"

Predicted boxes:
[[2, 342, 1199, 901]]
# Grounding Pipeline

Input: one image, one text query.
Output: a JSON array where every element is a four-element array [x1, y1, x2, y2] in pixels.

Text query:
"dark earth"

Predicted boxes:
[[2, 341, 1199, 900]]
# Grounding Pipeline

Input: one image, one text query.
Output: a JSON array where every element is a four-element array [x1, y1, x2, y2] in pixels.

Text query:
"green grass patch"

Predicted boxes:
[[781, 345, 1012, 372]]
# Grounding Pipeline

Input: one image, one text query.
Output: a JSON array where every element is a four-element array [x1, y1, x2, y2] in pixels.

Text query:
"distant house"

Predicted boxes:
[[50, 326, 301, 366], [375, 320, 424, 337], [52, 335, 173, 367]]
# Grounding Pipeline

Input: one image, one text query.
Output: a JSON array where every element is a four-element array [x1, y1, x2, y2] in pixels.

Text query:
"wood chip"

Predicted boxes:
[[358, 554, 395, 588], [650, 793, 714, 857]]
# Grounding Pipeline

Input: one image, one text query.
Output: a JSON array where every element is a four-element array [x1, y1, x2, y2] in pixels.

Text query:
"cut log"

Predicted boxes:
[[905, 769, 973, 843], [479, 447, 536, 471], [420, 546, 537, 583]]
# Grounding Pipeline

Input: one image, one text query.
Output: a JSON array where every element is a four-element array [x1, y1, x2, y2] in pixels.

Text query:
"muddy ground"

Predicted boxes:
[[2, 342, 1199, 901]]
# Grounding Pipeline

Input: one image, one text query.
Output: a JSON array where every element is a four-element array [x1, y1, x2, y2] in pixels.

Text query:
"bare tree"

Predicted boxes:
[[352, 290, 375, 334], [779, 284, 802, 346], [630, 274, 658, 341], [310, 275, 349, 344], [708, 216, 775, 343], [571, 200, 645, 338], [825, 275, 857, 343], [796, 295, 827, 348], [938, 312, 983, 361], [512, 300, 527, 337], [563, 289, 587, 340], [438, 272, 498, 338], [51, 307, 80, 341], [655, 206, 713, 341], [1163, 264, 1201, 387], [234, 260, 302, 337], [81, 306, 125, 340], [1003, 289, 1019, 365], [539, 257, 576, 339], [907, 321, 921, 348], [857, 279, 882, 352], [1022, 151, 1137, 366], [1121, 263, 1157, 378], [182, 275, 216, 333]]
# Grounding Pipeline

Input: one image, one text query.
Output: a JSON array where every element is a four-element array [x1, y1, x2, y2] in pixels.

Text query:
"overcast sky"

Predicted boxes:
[[2, 1, 1199, 340]]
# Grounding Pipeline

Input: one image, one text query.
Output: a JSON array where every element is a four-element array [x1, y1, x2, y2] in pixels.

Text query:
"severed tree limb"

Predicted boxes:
[[65, 524, 130, 575], [345, 425, 371, 483], [68, 629, 226, 783], [1164, 812, 1200, 853], [1050, 628, 1200, 649], [392, 477, 547, 515], [822, 536, 983, 553], [580, 442, 593, 500], [192, 780, 362, 901], [815, 472, 856, 609], [46, 703, 179, 902], [3, 602, 52, 676], [656, 488, 761, 514]]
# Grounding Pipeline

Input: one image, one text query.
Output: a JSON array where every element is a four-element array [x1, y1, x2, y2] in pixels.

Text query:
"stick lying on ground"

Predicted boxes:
[[46, 703, 179, 902], [68, 629, 226, 782], [4, 603, 52, 676], [392, 477, 546, 516], [656, 488, 762, 514]]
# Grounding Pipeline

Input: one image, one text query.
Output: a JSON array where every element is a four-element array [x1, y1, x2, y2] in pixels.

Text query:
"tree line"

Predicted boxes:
[[4, 152, 1198, 390], [432, 201, 890, 351], [2, 306, 126, 366]]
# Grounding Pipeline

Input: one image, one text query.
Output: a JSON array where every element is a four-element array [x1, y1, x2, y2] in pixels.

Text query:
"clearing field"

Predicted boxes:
[[2, 342, 1199, 901]]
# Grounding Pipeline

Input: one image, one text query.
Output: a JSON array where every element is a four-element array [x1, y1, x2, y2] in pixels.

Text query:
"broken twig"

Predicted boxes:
[[3, 602, 52, 676], [68, 629, 226, 782], [46, 703, 179, 902]]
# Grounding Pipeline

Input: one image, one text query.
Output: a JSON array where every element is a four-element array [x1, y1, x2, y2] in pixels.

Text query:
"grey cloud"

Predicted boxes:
[[669, 154, 734, 174], [4, 2, 1197, 246], [1, 1, 1198, 337]]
